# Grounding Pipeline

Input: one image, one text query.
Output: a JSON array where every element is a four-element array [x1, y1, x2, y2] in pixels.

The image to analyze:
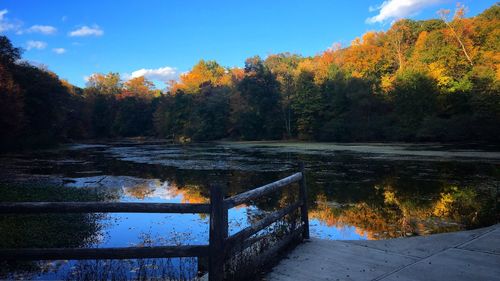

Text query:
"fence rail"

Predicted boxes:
[[0, 163, 309, 281], [0, 202, 211, 214], [223, 172, 303, 208], [0, 245, 209, 260]]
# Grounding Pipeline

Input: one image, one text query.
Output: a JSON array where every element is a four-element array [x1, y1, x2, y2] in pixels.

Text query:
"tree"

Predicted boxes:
[[171, 60, 231, 94], [85, 72, 122, 95], [0, 64, 24, 149], [191, 86, 231, 140], [0, 36, 24, 149], [390, 70, 439, 139], [82, 73, 123, 137], [154, 91, 194, 141], [385, 20, 415, 72], [1, 3, 499, 148], [438, 6, 474, 66], [338, 32, 387, 79], [234, 56, 283, 140], [0, 35, 21, 65], [264, 53, 303, 138], [121, 76, 156, 98], [292, 70, 323, 139]]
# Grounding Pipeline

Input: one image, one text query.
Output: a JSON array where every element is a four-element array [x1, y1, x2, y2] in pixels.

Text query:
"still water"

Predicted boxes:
[[0, 140, 499, 279]]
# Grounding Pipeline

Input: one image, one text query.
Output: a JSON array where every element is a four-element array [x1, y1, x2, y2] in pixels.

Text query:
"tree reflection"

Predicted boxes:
[[116, 162, 498, 241], [308, 182, 497, 239]]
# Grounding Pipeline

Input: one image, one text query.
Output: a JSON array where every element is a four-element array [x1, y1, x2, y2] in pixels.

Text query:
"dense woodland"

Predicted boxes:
[[0, 4, 499, 150]]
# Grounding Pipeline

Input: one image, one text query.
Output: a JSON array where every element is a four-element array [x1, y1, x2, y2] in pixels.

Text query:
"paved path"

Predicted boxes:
[[266, 224, 500, 281]]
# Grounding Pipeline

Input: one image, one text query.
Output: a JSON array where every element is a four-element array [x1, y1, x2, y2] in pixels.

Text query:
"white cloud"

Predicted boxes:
[[52, 48, 66, 54], [26, 25, 57, 34], [69, 25, 103, 37], [0, 9, 7, 20], [26, 40, 47, 50], [366, 0, 444, 24], [127, 66, 178, 82], [0, 9, 21, 32]]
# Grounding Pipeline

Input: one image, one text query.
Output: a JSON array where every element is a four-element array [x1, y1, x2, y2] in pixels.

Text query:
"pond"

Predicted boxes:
[[0, 140, 499, 280]]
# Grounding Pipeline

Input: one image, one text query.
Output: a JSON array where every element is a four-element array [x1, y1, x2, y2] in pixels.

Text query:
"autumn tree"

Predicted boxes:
[[171, 60, 232, 94], [1, 3, 499, 149], [338, 32, 387, 80], [384, 20, 416, 72], [121, 76, 156, 98], [438, 5, 474, 66]]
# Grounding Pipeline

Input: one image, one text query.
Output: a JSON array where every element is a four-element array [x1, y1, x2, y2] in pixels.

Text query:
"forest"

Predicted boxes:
[[0, 4, 499, 150]]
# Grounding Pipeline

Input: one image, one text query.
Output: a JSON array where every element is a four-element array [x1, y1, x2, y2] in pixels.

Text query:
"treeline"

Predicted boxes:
[[0, 4, 499, 150]]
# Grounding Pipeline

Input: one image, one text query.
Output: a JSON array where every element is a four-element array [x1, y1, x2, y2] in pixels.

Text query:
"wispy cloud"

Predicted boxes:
[[125, 66, 178, 82], [326, 42, 343, 52], [26, 25, 57, 35], [0, 9, 6, 20], [52, 48, 66, 54], [69, 25, 103, 37], [26, 40, 47, 50], [366, 0, 444, 24], [0, 9, 21, 32]]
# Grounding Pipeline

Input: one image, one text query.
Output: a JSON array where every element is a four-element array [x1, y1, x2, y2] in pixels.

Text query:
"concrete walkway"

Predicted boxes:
[[266, 224, 500, 281]]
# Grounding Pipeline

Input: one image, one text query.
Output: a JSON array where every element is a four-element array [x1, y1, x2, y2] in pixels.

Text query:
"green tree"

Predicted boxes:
[[234, 56, 283, 140], [292, 70, 323, 140], [391, 70, 439, 139]]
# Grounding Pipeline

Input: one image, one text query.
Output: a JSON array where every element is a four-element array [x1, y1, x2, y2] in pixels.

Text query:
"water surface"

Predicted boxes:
[[1, 140, 498, 279]]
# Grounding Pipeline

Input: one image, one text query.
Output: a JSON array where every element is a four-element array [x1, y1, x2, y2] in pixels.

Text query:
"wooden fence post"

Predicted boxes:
[[299, 162, 310, 239], [209, 185, 226, 281]]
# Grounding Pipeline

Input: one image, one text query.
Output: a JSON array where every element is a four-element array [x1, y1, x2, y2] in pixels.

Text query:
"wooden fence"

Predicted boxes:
[[0, 163, 309, 281]]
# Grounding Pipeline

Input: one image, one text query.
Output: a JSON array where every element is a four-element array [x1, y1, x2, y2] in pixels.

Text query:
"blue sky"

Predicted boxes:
[[0, 0, 496, 88]]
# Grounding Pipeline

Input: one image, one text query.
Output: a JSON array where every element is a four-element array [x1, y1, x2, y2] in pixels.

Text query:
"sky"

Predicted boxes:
[[0, 0, 496, 88]]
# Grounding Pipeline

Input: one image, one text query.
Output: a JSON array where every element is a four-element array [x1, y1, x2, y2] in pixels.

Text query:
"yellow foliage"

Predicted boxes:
[[428, 62, 453, 87], [433, 193, 454, 216], [383, 190, 398, 205], [381, 74, 395, 93], [296, 59, 315, 74]]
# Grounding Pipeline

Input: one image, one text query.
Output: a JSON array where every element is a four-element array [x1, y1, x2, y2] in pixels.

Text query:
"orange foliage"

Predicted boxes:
[[171, 60, 234, 94], [337, 32, 385, 78], [167, 182, 209, 204], [119, 76, 156, 99]]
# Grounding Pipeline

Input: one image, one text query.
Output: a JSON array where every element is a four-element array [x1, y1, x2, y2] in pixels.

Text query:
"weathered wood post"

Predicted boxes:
[[299, 162, 310, 239], [209, 185, 226, 281]]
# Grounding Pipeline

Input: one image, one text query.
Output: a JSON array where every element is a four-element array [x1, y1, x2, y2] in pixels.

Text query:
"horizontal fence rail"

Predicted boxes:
[[225, 201, 302, 253], [0, 202, 211, 214], [0, 245, 209, 260], [224, 172, 303, 208], [0, 163, 309, 281]]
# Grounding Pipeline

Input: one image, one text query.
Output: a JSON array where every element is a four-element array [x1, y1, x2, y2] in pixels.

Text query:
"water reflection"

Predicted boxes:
[[0, 141, 498, 279], [37, 145, 500, 241]]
